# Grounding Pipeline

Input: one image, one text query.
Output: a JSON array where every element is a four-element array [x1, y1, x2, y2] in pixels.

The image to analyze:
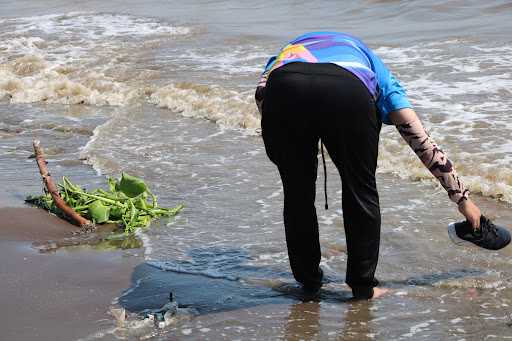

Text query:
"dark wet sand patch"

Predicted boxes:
[[0, 207, 142, 341]]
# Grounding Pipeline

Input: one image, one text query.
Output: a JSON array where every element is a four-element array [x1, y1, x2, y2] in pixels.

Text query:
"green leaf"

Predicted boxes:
[[88, 200, 110, 223], [128, 200, 138, 226], [118, 173, 147, 198], [109, 205, 125, 219], [63, 176, 81, 192], [134, 196, 148, 210], [107, 177, 117, 193]]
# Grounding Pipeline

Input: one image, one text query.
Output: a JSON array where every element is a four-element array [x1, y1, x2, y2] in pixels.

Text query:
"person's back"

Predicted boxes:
[[259, 32, 378, 92]]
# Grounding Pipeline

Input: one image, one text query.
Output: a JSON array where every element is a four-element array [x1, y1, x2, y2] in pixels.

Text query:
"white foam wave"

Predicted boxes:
[[0, 57, 142, 105], [149, 82, 260, 132], [80, 114, 124, 174], [171, 48, 268, 75], [374, 40, 512, 202], [136, 229, 154, 260], [0, 12, 191, 106], [433, 276, 505, 289], [378, 130, 512, 202], [0, 12, 191, 40]]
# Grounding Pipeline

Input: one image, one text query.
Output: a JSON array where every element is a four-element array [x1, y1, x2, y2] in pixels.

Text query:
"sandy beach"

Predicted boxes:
[[0, 207, 142, 341]]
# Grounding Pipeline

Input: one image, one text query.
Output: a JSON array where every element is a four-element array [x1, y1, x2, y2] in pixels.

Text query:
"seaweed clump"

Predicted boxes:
[[27, 173, 183, 234]]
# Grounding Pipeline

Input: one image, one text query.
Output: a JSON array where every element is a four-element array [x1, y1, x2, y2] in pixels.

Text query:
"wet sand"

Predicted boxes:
[[0, 207, 142, 341]]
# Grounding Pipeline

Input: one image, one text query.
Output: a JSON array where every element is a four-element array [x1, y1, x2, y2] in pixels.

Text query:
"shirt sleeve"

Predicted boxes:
[[258, 56, 277, 88], [365, 48, 412, 124]]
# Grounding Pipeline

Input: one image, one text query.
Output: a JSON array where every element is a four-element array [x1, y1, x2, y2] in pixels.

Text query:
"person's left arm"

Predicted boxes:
[[255, 56, 277, 115], [389, 108, 481, 227], [363, 43, 481, 227]]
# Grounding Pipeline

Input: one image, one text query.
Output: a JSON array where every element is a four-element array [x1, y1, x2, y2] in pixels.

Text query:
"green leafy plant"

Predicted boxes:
[[26, 173, 183, 234]]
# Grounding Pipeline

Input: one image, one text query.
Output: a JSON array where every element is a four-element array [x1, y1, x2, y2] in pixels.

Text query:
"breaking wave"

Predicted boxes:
[[0, 12, 191, 106], [1, 12, 511, 204], [149, 82, 260, 131], [0, 56, 142, 106]]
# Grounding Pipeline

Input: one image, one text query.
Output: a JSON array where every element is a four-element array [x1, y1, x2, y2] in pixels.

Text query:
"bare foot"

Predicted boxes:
[[371, 287, 390, 299]]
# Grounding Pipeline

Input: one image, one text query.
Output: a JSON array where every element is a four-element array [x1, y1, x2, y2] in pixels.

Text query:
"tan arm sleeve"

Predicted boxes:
[[393, 111, 470, 204]]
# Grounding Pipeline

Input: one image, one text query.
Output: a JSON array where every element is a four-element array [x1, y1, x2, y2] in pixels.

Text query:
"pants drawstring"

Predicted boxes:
[[320, 140, 328, 210]]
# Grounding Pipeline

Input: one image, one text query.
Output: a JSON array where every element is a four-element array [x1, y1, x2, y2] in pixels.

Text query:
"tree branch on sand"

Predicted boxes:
[[32, 139, 95, 231]]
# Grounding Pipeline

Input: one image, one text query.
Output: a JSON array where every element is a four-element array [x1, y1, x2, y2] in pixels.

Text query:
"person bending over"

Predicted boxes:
[[255, 32, 509, 300]]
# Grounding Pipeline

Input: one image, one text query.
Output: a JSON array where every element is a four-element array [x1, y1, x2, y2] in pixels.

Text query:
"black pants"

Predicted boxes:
[[261, 62, 382, 298]]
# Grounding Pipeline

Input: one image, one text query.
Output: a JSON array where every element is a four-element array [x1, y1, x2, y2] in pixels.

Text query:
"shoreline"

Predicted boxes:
[[0, 207, 143, 341]]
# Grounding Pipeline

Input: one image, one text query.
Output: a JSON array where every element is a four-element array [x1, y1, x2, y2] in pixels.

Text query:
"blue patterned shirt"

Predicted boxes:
[[259, 32, 412, 124]]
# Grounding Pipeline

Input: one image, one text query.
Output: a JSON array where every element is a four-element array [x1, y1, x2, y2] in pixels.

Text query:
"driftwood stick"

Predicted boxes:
[[33, 140, 93, 229]]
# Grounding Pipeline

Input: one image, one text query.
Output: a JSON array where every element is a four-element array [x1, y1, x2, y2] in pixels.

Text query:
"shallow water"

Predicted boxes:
[[1, 1, 512, 340]]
